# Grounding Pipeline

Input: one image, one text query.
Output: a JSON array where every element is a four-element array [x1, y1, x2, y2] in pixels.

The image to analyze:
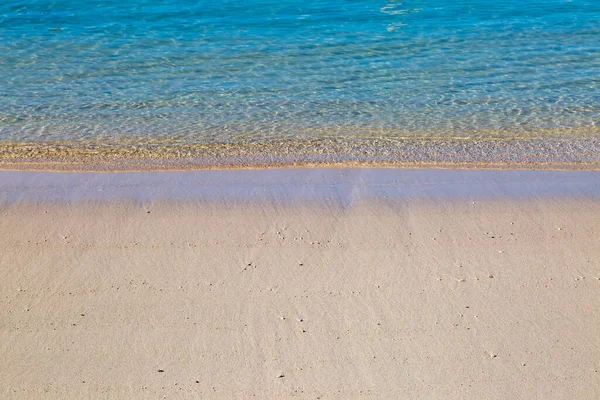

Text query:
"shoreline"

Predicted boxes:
[[2, 132, 600, 172], [2, 160, 600, 173]]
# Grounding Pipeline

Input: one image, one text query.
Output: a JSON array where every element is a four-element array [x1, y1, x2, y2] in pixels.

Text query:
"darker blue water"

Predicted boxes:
[[1, 0, 599, 145]]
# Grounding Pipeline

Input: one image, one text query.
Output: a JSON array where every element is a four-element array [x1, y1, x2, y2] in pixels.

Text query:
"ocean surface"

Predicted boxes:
[[1, 0, 599, 168]]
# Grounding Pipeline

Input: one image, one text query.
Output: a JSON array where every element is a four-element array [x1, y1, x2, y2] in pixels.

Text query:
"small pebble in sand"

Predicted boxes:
[[276, 374, 285, 378], [490, 353, 497, 359], [158, 370, 164, 373], [488, 275, 494, 279]]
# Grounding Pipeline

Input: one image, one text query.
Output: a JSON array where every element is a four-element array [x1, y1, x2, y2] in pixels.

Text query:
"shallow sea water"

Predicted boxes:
[[1, 0, 599, 168]]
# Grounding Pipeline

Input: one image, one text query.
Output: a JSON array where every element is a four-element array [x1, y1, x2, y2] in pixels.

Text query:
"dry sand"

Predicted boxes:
[[1, 169, 599, 399]]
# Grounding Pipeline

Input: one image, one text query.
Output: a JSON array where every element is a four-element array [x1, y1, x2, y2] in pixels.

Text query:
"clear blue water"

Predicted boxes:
[[1, 0, 599, 166]]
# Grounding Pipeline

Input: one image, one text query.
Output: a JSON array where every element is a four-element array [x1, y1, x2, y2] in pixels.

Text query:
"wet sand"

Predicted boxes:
[[2, 130, 600, 172], [1, 169, 600, 399]]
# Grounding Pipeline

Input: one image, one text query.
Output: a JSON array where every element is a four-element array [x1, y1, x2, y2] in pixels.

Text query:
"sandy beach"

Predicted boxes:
[[1, 168, 600, 399]]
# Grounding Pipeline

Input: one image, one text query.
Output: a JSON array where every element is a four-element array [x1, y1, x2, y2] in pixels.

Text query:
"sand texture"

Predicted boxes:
[[1, 169, 600, 399]]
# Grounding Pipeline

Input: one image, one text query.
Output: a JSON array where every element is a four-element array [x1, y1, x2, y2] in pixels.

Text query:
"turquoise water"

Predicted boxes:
[[1, 0, 599, 166]]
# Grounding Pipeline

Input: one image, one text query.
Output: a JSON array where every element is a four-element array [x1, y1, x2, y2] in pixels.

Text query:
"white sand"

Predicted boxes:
[[1, 169, 599, 399]]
